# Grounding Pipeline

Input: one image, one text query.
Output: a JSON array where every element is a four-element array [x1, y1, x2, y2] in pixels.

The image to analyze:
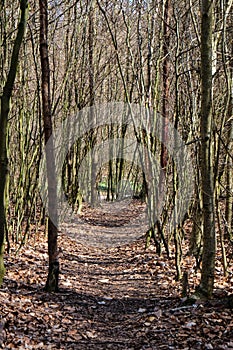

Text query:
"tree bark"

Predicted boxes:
[[88, 0, 97, 206], [0, 0, 28, 286], [225, 39, 233, 237], [39, 0, 59, 292], [161, 0, 171, 169], [198, 0, 216, 298]]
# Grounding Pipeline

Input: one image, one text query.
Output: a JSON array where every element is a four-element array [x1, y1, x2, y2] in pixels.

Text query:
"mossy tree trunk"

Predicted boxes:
[[0, 0, 28, 286], [198, 0, 216, 298], [225, 41, 233, 238], [39, 0, 59, 292]]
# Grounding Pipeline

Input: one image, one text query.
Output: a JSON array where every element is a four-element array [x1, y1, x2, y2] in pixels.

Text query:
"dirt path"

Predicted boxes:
[[61, 199, 148, 247], [0, 201, 232, 349]]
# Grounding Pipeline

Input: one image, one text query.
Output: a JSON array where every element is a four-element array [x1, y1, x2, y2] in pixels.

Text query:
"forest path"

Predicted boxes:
[[0, 200, 232, 349], [61, 199, 149, 247]]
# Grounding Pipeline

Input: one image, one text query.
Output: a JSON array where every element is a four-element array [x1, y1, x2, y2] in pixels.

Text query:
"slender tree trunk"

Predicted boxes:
[[225, 42, 233, 237], [0, 0, 28, 286], [39, 0, 59, 292], [198, 0, 216, 298], [88, 0, 97, 206], [161, 0, 171, 169]]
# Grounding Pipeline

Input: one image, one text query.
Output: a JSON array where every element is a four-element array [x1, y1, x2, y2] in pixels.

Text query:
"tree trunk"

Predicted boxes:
[[39, 0, 59, 292], [198, 0, 216, 298], [161, 0, 171, 169], [225, 41, 233, 237], [0, 0, 28, 286]]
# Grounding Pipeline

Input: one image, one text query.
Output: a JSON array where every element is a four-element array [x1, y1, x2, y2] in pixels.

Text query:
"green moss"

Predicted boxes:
[[0, 246, 5, 286], [45, 261, 59, 292]]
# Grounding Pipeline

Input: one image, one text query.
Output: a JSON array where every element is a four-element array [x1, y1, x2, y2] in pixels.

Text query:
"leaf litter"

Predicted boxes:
[[0, 200, 232, 349]]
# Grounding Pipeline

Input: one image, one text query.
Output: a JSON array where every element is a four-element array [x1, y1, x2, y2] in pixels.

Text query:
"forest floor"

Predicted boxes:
[[0, 200, 233, 350]]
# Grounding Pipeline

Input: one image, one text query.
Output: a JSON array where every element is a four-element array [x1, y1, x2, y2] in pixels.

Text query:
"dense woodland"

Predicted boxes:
[[0, 1, 233, 345]]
